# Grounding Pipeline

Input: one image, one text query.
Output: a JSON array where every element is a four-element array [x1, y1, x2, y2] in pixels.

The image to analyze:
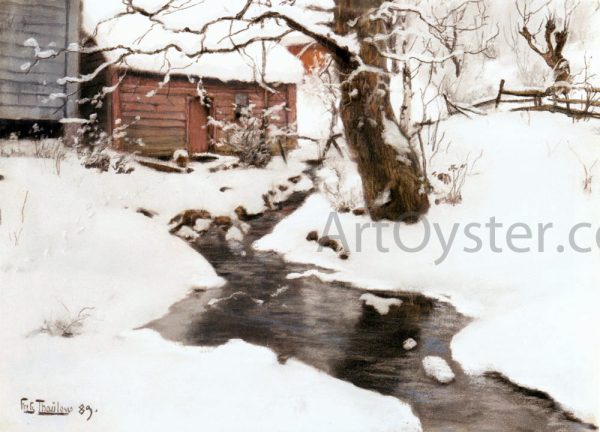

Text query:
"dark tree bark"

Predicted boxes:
[[332, 0, 429, 221], [519, 18, 571, 86]]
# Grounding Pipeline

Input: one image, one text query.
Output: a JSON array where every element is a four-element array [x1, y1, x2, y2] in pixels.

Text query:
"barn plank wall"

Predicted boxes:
[[104, 72, 297, 157], [0, 0, 79, 121]]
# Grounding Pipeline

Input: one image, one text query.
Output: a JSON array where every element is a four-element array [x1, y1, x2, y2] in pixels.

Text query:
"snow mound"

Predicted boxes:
[[422, 356, 455, 384], [359, 293, 402, 315], [1, 331, 423, 432]]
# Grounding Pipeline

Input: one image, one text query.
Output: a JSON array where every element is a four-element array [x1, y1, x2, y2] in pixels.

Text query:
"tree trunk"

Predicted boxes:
[[333, 0, 429, 221]]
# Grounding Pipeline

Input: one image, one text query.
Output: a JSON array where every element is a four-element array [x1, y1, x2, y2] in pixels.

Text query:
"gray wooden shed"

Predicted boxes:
[[0, 0, 80, 123]]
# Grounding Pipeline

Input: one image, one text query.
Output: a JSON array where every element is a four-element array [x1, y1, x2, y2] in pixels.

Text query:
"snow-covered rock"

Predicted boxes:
[[173, 149, 189, 167], [176, 225, 199, 240], [239, 222, 251, 234], [193, 218, 212, 233], [359, 293, 402, 315], [226, 226, 244, 242], [422, 356, 455, 384], [403, 338, 418, 351]]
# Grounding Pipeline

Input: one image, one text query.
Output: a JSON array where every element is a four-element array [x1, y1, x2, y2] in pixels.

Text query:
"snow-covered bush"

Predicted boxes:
[[319, 161, 364, 212], [70, 114, 111, 152], [440, 163, 468, 205], [432, 152, 482, 206], [7, 191, 28, 247], [71, 114, 141, 156], [214, 104, 290, 168], [0, 137, 64, 161], [82, 151, 110, 172], [112, 154, 136, 174], [571, 147, 598, 194], [39, 306, 95, 338]]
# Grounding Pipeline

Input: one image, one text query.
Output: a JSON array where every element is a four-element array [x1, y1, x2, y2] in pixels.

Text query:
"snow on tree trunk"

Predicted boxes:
[[335, 0, 429, 221]]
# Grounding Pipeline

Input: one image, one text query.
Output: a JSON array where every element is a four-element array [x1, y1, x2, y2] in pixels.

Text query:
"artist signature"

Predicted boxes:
[[21, 398, 97, 421]]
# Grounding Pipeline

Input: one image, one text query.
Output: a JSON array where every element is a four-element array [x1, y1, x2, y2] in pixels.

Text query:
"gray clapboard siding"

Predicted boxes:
[[0, 0, 79, 121]]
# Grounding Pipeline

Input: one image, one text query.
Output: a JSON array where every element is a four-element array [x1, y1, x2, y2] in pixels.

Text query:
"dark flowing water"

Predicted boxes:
[[149, 192, 596, 432]]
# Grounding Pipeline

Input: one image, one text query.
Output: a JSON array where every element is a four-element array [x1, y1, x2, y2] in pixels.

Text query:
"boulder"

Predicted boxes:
[[169, 209, 212, 234], [235, 206, 263, 222], [402, 338, 417, 351], [173, 149, 189, 168], [306, 231, 319, 242], [318, 236, 342, 252], [422, 356, 455, 384], [225, 226, 244, 242], [213, 216, 233, 230]]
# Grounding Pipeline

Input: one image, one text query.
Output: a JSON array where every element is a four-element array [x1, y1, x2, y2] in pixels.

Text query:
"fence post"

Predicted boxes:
[[495, 79, 505, 108]]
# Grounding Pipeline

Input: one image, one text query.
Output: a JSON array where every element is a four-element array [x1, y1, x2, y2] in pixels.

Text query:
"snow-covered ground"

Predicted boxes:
[[255, 112, 600, 424], [0, 148, 421, 431]]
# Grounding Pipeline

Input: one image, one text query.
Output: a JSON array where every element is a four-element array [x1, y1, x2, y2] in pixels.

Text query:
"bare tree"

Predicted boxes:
[[515, 0, 580, 93], [428, 0, 498, 78]]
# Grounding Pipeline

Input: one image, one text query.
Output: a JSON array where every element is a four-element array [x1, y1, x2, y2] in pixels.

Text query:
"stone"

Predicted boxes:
[[136, 208, 157, 218], [402, 338, 417, 351], [213, 216, 233, 230], [235, 206, 262, 222], [318, 236, 341, 252], [306, 231, 319, 242], [422, 356, 455, 384], [168, 209, 212, 234]]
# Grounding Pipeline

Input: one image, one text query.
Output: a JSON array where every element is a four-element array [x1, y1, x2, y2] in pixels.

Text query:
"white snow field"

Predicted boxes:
[[255, 112, 600, 424], [0, 150, 421, 431]]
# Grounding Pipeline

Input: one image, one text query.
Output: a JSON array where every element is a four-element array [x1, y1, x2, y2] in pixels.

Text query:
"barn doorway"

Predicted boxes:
[[187, 97, 209, 153]]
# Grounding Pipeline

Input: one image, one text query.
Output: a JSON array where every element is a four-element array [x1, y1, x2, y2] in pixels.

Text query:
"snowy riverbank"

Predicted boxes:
[[0, 148, 421, 432], [255, 112, 600, 424]]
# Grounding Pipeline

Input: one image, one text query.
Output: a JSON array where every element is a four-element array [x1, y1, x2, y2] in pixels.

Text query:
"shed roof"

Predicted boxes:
[[81, 0, 306, 84]]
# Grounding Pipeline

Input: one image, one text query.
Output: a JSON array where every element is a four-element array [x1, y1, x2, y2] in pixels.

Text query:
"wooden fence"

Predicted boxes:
[[474, 79, 600, 120]]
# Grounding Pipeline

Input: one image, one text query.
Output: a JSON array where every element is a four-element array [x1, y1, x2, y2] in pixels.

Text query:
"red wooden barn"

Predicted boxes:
[[286, 43, 330, 73], [80, 1, 305, 158]]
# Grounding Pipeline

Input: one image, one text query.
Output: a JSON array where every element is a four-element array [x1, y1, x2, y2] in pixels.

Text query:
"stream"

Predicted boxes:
[[148, 191, 595, 432]]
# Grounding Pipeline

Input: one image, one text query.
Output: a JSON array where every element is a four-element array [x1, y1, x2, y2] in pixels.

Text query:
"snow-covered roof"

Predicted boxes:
[[280, 0, 334, 47], [81, 0, 306, 83]]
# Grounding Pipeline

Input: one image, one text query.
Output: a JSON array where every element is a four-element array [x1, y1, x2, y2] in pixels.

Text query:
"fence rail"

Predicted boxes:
[[487, 79, 600, 120]]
